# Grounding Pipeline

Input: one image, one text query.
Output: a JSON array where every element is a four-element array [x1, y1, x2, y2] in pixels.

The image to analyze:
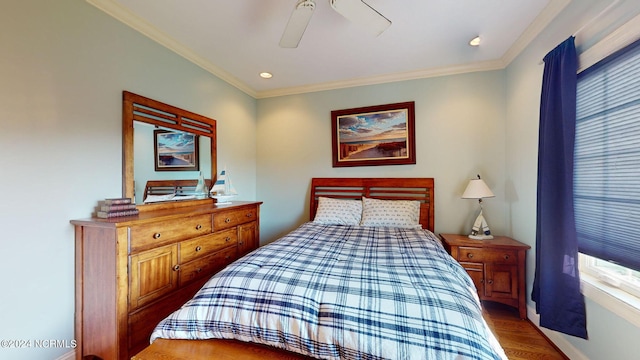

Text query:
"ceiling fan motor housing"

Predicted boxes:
[[280, 0, 390, 48], [298, 0, 315, 11]]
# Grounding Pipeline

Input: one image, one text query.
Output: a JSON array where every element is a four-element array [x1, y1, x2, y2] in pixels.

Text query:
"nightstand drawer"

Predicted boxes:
[[457, 247, 517, 264]]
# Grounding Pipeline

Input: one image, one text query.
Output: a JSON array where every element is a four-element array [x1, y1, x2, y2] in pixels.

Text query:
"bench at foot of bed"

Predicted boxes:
[[132, 338, 311, 360]]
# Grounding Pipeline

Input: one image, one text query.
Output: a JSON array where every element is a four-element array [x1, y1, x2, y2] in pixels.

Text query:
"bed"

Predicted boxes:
[[134, 178, 506, 360]]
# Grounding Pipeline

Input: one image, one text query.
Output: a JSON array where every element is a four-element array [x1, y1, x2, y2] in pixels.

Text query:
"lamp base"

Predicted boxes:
[[468, 208, 493, 240], [468, 234, 494, 240]]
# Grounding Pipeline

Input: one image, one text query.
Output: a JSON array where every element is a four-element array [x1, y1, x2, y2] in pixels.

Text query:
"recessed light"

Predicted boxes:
[[259, 72, 273, 79], [469, 36, 481, 47]]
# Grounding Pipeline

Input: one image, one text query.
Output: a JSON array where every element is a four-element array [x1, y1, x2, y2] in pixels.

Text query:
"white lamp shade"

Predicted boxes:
[[462, 178, 495, 199]]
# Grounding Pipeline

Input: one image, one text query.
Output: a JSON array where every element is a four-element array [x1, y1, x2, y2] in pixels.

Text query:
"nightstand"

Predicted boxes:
[[439, 233, 530, 319]]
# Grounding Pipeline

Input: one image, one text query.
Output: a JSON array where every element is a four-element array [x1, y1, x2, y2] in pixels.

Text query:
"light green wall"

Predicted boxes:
[[256, 73, 507, 242], [0, 1, 256, 359]]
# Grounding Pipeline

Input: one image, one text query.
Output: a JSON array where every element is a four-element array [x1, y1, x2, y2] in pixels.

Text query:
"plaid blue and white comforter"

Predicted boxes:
[[151, 222, 507, 360]]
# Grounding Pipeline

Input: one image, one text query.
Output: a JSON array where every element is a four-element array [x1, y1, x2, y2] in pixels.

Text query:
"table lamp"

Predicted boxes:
[[462, 175, 495, 240]]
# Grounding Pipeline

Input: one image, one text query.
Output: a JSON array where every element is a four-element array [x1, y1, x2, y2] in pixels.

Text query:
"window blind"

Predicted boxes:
[[575, 38, 640, 272]]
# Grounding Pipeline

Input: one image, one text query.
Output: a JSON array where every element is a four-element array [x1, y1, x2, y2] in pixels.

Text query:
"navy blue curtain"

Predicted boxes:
[[531, 36, 588, 339]]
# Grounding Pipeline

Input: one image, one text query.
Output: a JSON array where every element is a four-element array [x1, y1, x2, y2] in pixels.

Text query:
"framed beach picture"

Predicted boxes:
[[154, 130, 199, 171], [331, 101, 416, 167]]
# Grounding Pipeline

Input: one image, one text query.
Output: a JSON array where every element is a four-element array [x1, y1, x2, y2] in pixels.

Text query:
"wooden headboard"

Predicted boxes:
[[143, 179, 212, 200], [310, 178, 435, 232]]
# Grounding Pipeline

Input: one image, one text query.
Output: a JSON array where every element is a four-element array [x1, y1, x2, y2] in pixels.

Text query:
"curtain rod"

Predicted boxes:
[[573, 0, 621, 37], [540, 0, 621, 65]]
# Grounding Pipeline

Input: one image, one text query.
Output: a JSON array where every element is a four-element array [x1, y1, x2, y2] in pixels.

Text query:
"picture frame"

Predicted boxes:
[[331, 101, 416, 167], [154, 130, 199, 171]]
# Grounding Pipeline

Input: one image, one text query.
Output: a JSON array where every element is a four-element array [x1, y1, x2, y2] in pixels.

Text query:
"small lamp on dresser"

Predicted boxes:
[[462, 174, 495, 240]]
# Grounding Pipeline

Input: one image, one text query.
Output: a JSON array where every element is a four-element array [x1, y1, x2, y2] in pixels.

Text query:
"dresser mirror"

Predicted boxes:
[[123, 91, 217, 208]]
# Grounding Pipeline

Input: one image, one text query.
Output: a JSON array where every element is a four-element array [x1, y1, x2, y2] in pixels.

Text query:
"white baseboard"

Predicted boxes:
[[527, 305, 587, 360], [55, 350, 76, 360]]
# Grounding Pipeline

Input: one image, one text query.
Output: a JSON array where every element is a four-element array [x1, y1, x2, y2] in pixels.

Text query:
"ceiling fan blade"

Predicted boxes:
[[280, 0, 316, 48], [329, 0, 391, 36]]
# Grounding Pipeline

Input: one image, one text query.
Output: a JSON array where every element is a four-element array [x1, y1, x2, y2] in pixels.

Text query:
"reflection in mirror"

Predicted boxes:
[[123, 91, 217, 209], [133, 122, 212, 204]]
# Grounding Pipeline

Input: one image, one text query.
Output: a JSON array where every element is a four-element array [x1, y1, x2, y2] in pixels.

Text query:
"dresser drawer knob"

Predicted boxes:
[[225, 255, 231, 260], [225, 218, 231, 223], [195, 224, 202, 230], [487, 279, 494, 284], [172, 265, 180, 271], [239, 241, 244, 246], [246, 213, 253, 218], [504, 254, 510, 260], [195, 246, 202, 252], [225, 237, 231, 242], [153, 233, 161, 239], [196, 268, 202, 273], [467, 253, 474, 259]]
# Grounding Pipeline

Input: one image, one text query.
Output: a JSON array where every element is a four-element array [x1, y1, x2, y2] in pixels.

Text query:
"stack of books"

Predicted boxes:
[[96, 197, 139, 219]]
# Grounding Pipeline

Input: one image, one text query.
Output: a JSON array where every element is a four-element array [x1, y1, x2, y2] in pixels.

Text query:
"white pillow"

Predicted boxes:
[[360, 197, 421, 228], [313, 197, 362, 226]]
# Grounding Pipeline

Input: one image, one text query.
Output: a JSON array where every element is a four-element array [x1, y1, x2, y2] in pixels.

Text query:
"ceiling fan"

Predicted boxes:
[[279, 0, 391, 48]]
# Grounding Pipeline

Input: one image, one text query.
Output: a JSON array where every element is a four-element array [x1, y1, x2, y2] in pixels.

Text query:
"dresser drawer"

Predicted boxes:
[[179, 247, 238, 286], [213, 207, 257, 230], [130, 214, 212, 252], [179, 229, 237, 263], [457, 247, 517, 264]]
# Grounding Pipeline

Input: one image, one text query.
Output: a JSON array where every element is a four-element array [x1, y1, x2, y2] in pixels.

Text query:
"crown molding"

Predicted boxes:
[[86, 0, 257, 98], [87, 0, 567, 100], [255, 60, 506, 99], [502, 0, 571, 65], [578, 11, 640, 72]]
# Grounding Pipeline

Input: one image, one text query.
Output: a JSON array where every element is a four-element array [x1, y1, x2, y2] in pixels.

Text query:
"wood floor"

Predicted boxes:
[[482, 301, 568, 360], [134, 301, 567, 360]]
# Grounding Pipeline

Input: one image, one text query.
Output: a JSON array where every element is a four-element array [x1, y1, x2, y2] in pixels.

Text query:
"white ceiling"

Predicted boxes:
[[88, 0, 569, 98]]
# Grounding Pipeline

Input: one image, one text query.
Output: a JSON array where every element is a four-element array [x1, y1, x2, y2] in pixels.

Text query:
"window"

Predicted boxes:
[[575, 37, 640, 301], [580, 254, 640, 298]]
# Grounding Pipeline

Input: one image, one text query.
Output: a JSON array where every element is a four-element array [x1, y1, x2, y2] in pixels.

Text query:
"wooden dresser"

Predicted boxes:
[[439, 233, 530, 319], [71, 201, 261, 360]]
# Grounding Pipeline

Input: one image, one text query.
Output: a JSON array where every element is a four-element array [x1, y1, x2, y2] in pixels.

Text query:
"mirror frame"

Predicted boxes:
[[122, 91, 217, 210]]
